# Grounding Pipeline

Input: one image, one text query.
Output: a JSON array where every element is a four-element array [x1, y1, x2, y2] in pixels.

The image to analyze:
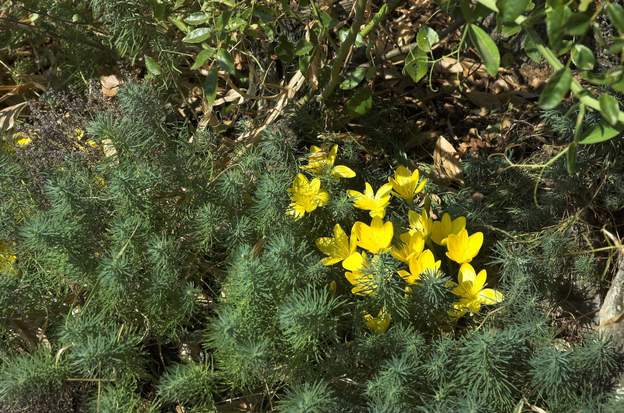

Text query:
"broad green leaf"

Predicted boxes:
[[346, 87, 373, 116], [184, 12, 210, 25], [183, 27, 211, 43], [599, 94, 620, 125], [340, 67, 367, 90], [202, 67, 218, 106], [468, 24, 500, 77], [404, 49, 428, 83], [144, 55, 162, 75], [253, 5, 274, 22], [191, 48, 216, 70], [522, 35, 542, 62], [216, 49, 237, 75], [571, 44, 595, 70], [579, 121, 622, 144], [564, 12, 591, 36], [416, 26, 439, 52], [538, 68, 572, 109], [295, 39, 313, 56], [546, 4, 571, 49], [607, 3, 624, 34], [275, 36, 295, 62], [496, 0, 529, 23], [216, 0, 236, 7]]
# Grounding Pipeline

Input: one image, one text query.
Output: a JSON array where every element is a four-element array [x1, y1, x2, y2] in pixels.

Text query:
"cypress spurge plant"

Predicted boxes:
[[0, 84, 622, 412]]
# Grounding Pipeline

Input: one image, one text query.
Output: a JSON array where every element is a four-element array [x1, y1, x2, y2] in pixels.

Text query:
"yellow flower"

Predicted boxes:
[[408, 209, 433, 239], [398, 249, 441, 284], [0, 240, 17, 275], [388, 165, 427, 204], [343, 251, 375, 296], [445, 229, 483, 264], [286, 173, 330, 220], [391, 232, 425, 263], [450, 263, 504, 314], [74, 128, 85, 140], [347, 182, 393, 218], [364, 307, 391, 334], [352, 218, 393, 254], [315, 224, 356, 266], [301, 144, 356, 178], [12, 132, 32, 147], [431, 213, 466, 246]]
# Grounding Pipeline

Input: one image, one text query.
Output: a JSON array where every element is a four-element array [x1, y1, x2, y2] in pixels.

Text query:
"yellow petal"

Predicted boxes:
[[353, 218, 393, 253], [466, 232, 484, 260], [343, 251, 367, 272], [331, 165, 356, 178], [458, 263, 476, 284], [364, 307, 391, 334], [479, 288, 504, 305], [376, 182, 394, 198]]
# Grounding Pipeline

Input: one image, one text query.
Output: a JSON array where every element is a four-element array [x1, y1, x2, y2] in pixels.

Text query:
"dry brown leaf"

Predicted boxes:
[[433, 135, 463, 184], [100, 74, 122, 97], [0, 101, 28, 131]]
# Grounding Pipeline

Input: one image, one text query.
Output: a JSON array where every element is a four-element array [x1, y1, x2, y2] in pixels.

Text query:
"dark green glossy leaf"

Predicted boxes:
[[295, 39, 314, 56], [468, 24, 500, 76], [416, 26, 439, 53], [496, 0, 529, 23], [144, 55, 162, 75], [538, 68, 572, 109], [579, 121, 622, 144], [275, 36, 295, 62], [340, 67, 367, 90], [184, 12, 210, 25], [564, 12, 591, 36], [191, 48, 216, 70], [216, 49, 236, 75], [404, 49, 428, 83], [571, 44, 595, 70], [346, 86, 373, 116], [183, 27, 211, 43], [599, 93, 620, 125], [607, 3, 624, 34], [202, 67, 218, 106]]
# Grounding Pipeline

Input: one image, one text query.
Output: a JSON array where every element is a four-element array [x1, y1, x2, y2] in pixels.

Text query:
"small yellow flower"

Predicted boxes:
[[74, 128, 85, 140], [347, 182, 393, 218], [315, 223, 356, 266], [445, 229, 483, 264], [351, 218, 393, 254], [85, 139, 97, 148], [408, 209, 433, 239], [286, 173, 330, 220], [388, 165, 427, 204], [398, 249, 441, 284], [94, 175, 107, 189], [391, 232, 425, 263], [431, 213, 466, 246], [364, 307, 391, 334], [450, 263, 504, 314], [12, 132, 32, 147], [301, 144, 356, 178], [0, 240, 17, 275], [343, 251, 375, 296]]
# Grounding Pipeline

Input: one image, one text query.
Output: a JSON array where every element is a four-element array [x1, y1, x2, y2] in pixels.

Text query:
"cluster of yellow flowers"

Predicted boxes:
[[286, 145, 356, 219], [287, 145, 504, 334], [0, 240, 17, 275]]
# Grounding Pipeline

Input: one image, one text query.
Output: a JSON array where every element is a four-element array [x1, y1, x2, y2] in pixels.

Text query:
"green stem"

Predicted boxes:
[[321, 0, 368, 101]]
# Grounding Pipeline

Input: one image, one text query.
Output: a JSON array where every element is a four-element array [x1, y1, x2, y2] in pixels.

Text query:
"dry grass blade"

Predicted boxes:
[[0, 101, 28, 132]]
